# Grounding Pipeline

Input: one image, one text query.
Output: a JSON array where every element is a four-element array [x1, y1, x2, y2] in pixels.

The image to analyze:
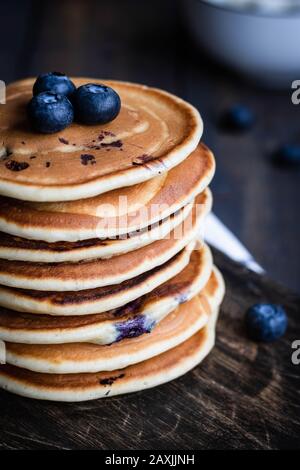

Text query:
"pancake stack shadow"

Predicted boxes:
[[0, 78, 225, 401]]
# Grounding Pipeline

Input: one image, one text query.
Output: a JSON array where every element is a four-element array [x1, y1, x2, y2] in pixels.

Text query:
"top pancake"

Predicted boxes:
[[0, 78, 203, 202]]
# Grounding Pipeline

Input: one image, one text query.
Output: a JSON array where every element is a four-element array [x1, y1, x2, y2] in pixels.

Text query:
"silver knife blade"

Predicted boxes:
[[203, 212, 264, 274]]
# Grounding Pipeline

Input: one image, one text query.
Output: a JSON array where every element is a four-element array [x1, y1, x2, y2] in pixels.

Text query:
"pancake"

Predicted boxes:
[[0, 190, 210, 263], [4, 269, 224, 374], [0, 250, 213, 345], [0, 187, 210, 269], [0, 78, 202, 202], [0, 203, 190, 263], [0, 242, 213, 316], [0, 305, 221, 402], [4, 282, 219, 374], [0, 144, 215, 242], [0, 195, 203, 291]]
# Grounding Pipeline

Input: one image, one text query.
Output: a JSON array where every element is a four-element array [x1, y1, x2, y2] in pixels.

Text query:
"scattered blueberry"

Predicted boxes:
[[73, 83, 121, 125], [245, 303, 288, 342], [272, 144, 300, 166], [33, 72, 76, 98], [219, 104, 255, 132], [27, 92, 74, 134]]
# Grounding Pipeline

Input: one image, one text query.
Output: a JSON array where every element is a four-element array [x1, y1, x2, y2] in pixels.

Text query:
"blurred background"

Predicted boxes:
[[1, 0, 300, 292]]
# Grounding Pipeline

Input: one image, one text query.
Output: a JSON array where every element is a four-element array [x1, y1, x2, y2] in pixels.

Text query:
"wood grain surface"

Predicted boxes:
[[0, 248, 299, 450]]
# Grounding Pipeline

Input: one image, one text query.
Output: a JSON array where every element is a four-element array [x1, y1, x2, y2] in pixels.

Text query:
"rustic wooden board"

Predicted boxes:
[[0, 248, 299, 450]]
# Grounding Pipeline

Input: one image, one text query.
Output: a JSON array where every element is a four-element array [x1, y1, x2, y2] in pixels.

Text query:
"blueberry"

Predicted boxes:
[[73, 83, 121, 125], [27, 92, 74, 134], [273, 144, 300, 166], [33, 72, 76, 98], [115, 315, 155, 342], [245, 303, 288, 342], [219, 104, 255, 132]]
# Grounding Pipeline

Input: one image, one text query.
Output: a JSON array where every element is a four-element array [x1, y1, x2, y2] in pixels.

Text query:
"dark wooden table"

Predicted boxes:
[[0, 248, 299, 450], [1, 0, 299, 292]]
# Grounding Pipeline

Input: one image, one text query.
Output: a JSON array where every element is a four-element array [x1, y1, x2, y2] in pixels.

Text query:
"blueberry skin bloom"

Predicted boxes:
[[33, 72, 76, 98], [73, 83, 121, 125], [245, 303, 288, 342], [27, 92, 74, 134]]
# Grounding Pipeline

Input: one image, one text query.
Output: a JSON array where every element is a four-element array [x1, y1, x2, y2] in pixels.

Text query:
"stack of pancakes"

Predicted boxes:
[[0, 78, 224, 402]]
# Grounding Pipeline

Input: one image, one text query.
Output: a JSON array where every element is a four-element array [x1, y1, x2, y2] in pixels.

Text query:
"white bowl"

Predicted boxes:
[[185, 0, 300, 87]]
